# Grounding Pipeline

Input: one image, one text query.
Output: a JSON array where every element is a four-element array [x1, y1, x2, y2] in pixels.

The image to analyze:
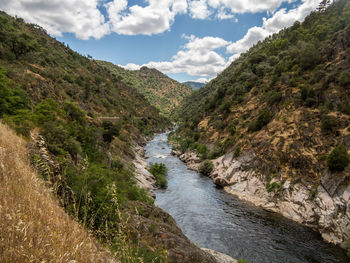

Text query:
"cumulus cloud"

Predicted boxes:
[[216, 7, 237, 20], [227, 0, 320, 56], [207, 0, 298, 14], [0, 0, 110, 40], [105, 0, 188, 35], [194, 77, 210, 83], [189, 0, 211, 19], [121, 35, 231, 77]]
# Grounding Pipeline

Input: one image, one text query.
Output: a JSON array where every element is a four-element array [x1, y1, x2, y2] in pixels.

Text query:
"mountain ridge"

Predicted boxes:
[[96, 60, 193, 119]]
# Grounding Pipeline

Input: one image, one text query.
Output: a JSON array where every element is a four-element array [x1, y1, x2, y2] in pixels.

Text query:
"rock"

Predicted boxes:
[[201, 248, 237, 263], [321, 170, 347, 197], [132, 147, 156, 197]]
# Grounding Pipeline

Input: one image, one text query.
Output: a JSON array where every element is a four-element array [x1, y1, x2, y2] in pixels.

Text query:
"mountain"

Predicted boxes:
[[183, 81, 206, 90], [0, 11, 216, 263], [172, 0, 350, 246], [97, 61, 193, 119]]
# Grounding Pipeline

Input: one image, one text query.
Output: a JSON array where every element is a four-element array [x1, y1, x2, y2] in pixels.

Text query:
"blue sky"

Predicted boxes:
[[0, 0, 321, 83]]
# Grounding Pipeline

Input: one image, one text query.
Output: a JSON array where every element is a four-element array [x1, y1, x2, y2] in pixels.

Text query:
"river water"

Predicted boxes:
[[145, 132, 348, 263]]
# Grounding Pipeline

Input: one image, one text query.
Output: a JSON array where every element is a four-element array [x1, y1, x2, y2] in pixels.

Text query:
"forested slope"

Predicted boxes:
[[97, 60, 193, 119]]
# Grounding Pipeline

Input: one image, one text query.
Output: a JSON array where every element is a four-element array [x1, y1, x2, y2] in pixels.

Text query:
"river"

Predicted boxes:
[[144, 132, 348, 263]]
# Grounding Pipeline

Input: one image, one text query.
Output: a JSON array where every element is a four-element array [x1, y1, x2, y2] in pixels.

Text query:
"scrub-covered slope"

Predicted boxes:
[[97, 61, 193, 119], [0, 11, 217, 263], [173, 0, 350, 246]]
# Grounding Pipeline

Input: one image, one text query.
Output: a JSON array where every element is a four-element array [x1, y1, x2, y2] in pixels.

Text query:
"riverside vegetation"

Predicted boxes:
[[171, 0, 350, 254], [0, 10, 218, 263]]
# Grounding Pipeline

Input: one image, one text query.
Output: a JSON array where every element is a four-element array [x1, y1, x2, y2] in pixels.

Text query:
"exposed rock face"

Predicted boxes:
[[201, 248, 237, 263], [133, 144, 156, 198], [173, 149, 350, 246], [172, 149, 201, 171]]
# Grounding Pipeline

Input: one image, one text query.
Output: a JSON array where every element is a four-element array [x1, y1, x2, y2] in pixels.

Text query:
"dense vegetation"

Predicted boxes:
[[149, 163, 168, 188], [97, 61, 193, 119], [0, 11, 180, 262], [173, 0, 350, 184]]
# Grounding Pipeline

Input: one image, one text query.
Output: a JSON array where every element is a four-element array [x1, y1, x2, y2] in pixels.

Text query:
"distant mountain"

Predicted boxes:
[[183, 81, 206, 90], [97, 61, 193, 119]]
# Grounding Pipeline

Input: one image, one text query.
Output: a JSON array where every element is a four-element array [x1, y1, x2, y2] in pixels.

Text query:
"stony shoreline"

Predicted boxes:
[[172, 148, 350, 247], [132, 140, 238, 263]]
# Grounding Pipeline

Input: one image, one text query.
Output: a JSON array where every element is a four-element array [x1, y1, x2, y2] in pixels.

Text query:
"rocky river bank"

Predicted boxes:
[[172, 148, 350, 248], [132, 143, 238, 263]]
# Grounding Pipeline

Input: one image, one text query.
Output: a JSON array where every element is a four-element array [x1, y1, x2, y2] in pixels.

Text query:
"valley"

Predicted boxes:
[[0, 1, 350, 263]]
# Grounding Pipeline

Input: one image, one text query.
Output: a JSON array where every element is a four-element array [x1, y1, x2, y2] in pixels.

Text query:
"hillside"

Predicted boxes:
[[0, 11, 216, 263], [97, 61, 193, 118], [0, 122, 117, 263], [172, 0, 350, 246], [183, 81, 206, 90]]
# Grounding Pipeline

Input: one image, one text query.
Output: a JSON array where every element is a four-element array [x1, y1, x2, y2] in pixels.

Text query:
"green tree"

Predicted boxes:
[[327, 144, 349, 171]]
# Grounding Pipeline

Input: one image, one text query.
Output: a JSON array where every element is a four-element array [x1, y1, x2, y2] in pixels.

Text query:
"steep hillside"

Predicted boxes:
[[183, 81, 205, 90], [173, 0, 350, 246], [97, 61, 193, 118], [0, 122, 117, 263], [0, 11, 217, 263]]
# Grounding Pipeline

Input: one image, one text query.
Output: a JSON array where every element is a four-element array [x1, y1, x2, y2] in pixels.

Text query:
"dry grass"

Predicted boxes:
[[0, 122, 118, 263]]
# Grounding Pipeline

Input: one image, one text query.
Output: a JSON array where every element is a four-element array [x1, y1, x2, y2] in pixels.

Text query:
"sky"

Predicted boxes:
[[0, 0, 322, 83]]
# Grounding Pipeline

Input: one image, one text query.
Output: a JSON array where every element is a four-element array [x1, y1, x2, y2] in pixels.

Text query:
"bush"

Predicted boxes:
[[208, 146, 223, 159], [199, 160, 214, 176], [337, 70, 350, 87], [196, 144, 208, 159], [248, 110, 272, 132], [102, 121, 121, 143], [321, 115, 337, 133], [346, 239, 350, 259], [327, 144, 349, 171], [149, 163, 168, 188]]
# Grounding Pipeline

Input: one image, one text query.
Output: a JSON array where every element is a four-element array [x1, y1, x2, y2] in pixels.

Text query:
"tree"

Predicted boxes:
[[327, 144, 349, 171], [317, 0, 331, 12]]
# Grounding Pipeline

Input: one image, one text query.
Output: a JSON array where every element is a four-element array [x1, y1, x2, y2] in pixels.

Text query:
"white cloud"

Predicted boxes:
[[121, 35, 231, 77], [194, 77, 210, 83], [124, 63, 141, 71], [216, 7, 237, 20], [0, 0, 110, 40], [189, 0, 211, 19], [207, 0, 298, 14], [105, 0, 187, 36], [227, 0, 320, 56]]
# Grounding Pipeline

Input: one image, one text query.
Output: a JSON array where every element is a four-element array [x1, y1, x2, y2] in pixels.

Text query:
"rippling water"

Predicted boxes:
[[145, 132, 348, 263]]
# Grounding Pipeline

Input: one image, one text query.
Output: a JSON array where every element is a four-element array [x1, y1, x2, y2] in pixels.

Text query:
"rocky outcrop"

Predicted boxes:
[[173, 149, 350, 247], [201, 248, 237, 263], [172, 149, 201, 171], [133, 144, 156, 198]]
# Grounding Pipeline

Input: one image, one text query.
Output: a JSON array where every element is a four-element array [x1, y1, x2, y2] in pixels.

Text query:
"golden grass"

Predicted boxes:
[[0, 122, 118, 263]]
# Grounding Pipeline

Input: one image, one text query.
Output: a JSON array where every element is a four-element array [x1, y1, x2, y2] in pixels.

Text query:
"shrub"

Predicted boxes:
[[208, 146, 223, 159], [346, 239, 350, 259], [149, 163, 167, 188], [327, 144, 349, 171], [199, 160, 214, 176], [237, 259, 249, 263], [248, 110, 272, 132], [263, 90, 282, 105], [102, 121, 121, 143], [228, 123, 236, 135], [337, 70, 350, 87], [321, 115, 337, 133], [196, 144, 208, 159]]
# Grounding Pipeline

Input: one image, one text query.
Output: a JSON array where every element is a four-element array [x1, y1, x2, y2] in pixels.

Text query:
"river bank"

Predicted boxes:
[[147, 132, 347, 263], [172, 147, 350, 249], [132, 138, 237, 263]]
